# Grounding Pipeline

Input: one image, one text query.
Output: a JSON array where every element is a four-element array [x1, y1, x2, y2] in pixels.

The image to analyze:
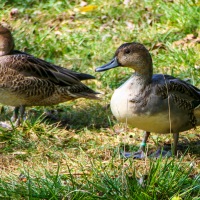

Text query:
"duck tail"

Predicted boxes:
[[75, 73, 96, 81], [74, 91, 101, 100]]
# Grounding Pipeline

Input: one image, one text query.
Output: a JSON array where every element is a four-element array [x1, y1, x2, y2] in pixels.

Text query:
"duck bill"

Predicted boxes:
[[95, 57, 119, 72]]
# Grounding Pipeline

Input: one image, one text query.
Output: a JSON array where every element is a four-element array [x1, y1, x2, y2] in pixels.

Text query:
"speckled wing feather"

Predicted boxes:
[[3, 50, 95, 86], [156, 74, 200, 102], [155, 74, 200, 127]]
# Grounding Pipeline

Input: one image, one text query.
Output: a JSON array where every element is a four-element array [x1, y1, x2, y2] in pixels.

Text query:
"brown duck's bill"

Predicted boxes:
[[95, 57, 119, 72]]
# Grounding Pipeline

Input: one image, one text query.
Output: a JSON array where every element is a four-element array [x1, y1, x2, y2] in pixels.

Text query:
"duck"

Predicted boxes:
[[96, 42, 200, 158], [0, 23, 99, 126]]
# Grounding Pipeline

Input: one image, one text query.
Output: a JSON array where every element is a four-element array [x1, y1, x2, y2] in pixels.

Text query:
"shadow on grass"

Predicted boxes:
[[159, 140, 200, 158], [118, 138, 200, 159], [168, 140, 200, 158], [41, 102, 113, 130], [0, 103, 199, 159], [0, 100, 113, 131]]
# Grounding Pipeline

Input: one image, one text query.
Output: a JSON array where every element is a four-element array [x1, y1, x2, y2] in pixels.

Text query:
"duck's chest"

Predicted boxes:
[[110, 78, 146, 120], [110, 78, 170, 132], [109, 74, 196, 133]]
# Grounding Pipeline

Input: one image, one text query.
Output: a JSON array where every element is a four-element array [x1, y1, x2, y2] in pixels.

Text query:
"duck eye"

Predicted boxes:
[[124, 49, 130, 54]]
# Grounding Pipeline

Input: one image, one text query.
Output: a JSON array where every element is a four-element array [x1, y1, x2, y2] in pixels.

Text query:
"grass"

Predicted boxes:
[[0, 158, 199, 199], [0, 0, 200, 199]]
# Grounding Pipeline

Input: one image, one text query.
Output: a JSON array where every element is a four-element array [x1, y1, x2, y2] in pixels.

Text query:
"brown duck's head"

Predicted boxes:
[[96, 42, 153, 74], [0, 22, 14, 56]]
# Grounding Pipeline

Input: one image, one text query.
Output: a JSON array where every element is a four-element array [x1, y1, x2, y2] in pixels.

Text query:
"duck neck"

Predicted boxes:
[[133, 65, 153, 86]]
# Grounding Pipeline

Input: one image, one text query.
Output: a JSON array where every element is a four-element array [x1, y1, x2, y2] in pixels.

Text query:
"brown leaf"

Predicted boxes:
[[185, 34, 196, 41], [10, 8, 19, 18], [152, 42, 166, 50], [173, 32, 200, 49]]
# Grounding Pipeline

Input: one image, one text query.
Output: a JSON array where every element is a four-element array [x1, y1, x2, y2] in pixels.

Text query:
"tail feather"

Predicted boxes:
[[76, 92, 100, 100], [75, 73, 96, 81]]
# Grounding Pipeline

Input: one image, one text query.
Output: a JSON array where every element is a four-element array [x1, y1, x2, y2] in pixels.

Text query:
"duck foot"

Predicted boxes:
[[121, 149, 175, 159], [149, 149, 173, 158], [0, 121, 13, 130], [121, 150, 146, 159]]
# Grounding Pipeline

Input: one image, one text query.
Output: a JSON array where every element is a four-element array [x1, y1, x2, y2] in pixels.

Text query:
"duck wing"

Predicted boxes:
[[154, 74, 200, 127], [3, 50, 95, 86], [155, 74, 200, 103]]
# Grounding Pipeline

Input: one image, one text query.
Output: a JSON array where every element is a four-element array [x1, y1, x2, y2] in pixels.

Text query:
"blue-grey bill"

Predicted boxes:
[[95, 57, 119, 72]]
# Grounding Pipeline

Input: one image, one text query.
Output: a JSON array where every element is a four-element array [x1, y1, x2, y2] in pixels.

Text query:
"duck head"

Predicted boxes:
[[96, 42, 153, 77], [0, 22, 14, 56]]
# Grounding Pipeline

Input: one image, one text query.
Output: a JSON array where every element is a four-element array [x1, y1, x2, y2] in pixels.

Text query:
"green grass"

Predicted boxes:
[[0, 158, 199, 199], [0, 0, 200, 199]]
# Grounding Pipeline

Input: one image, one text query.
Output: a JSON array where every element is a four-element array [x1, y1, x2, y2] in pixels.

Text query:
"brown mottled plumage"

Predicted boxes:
[[96, 42, 200, 158], [0, 23, 99, 125]]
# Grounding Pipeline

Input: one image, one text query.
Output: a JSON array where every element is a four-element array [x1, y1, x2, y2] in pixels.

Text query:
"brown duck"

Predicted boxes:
[[96, 42, 200, 158], [0, 23, 99, 126]]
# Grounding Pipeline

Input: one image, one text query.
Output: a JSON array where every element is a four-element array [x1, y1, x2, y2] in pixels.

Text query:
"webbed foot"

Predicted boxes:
[[0, 121, 12, 130], [121, 150, 146, 159], [149, 149, 172, 158]]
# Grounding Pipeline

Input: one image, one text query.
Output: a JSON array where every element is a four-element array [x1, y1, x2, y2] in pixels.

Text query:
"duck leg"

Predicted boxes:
[[16, 105, 26, 126], [121, 131, 150, 159], [172, 133, 179, 156], [122, 132, 180, 159], [0, 106, 22, 129], [11, 105, 26, 126], [132, 131, 150, 159], [150, 132, 180, 158], [11, 106, 20, 122]]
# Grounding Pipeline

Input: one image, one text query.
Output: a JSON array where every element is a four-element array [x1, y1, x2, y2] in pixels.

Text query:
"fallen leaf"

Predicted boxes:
[[78, 5, 98, 13], [171, 196, 182, 200], [152, 42, 166, 50], [10, 8, 19, 18], [173, 32, 200, 49], [185, 34, 195, 41], [12, 151, 27, 155]]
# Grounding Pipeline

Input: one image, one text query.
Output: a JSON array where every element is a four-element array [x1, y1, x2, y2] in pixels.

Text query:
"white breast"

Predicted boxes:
[[110, 79, 175, 133]]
